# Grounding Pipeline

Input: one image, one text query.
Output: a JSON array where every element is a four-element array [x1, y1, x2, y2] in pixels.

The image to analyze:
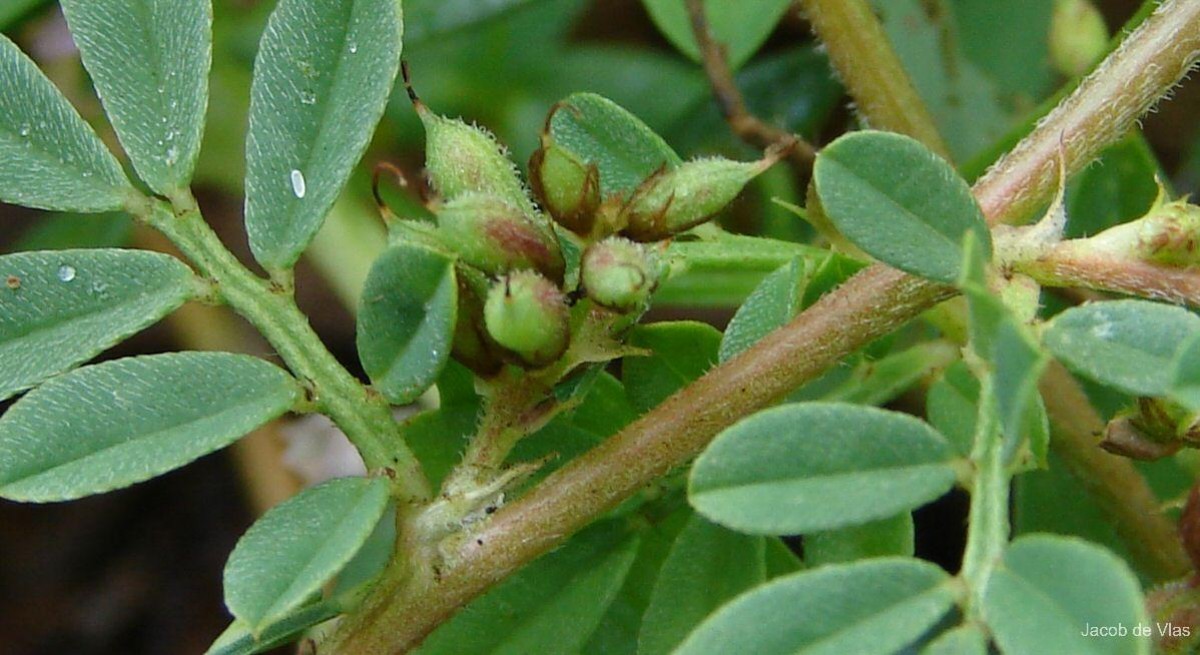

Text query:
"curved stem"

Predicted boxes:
[[973, 0, 1200, 225], [142, 200, 431, 503]]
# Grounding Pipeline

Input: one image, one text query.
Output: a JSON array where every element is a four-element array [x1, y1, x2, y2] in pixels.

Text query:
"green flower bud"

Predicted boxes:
[[1049, 0, 1108, 78], [416, 103, 534, 214], [622, 156, 772, 242], [529, 140, 601, 236], [437, 192, 565, 283], [580, 237, 659, 312], [1135, 199, 1200, 267], [483, 271, 570, 367]]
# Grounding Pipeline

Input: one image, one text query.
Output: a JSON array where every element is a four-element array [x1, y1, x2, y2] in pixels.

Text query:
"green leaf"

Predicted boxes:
[[61, 0, 211, 195], [983, 534, 1149, 655], [546, 93, 681, 197], [719, 258, 804, 362], [642, 0, 791, 69], [920, 625, 988, 655], [927, 361, 980, 458], [991, 317, 1049, 463], [1171, 332, 1200, 412], [674, 558, 956, 655], [9, 212, 132, 252], [689, 402, 957, 535], [813, 130, 990, 283], [206, 599, 343, 655], [582, 504, 692, 655], [874, 0, 1014, 163], [806, 513, 915, 566], [1044, 300, 1200, 397], [224, 476, 389, 632], [623, 321, 722, 414], [356, 243, 457, 405], [416, 521, 639, 655], [244, 0, 403, 271], [820, 341, 959, 408], [0, 249, 197, 400], [638, 514, 766, 655], [0, 352, 299, 502], [405, 0, 538, 43], [0, 34, 130, 212]]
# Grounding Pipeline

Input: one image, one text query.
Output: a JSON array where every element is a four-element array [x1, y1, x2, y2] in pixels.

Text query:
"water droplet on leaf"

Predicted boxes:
[[290, 169, 307, 199], [57, 265, 76, 282]]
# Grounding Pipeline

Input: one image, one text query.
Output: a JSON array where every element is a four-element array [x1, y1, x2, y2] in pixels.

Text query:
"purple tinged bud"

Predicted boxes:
[[483, 271, 570, 368]]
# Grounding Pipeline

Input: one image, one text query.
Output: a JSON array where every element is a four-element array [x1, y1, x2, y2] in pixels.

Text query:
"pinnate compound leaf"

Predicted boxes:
[[673, 558, 956, 655], [0, 352, 299, 502], [546, 93, 681, 198], [0, 249, 197, 401], [983, 534, 1149, 655], [356, 243, 457, 405], [689, 402, 956, 535], [61, 0, 211, 194], [1044, 300, 1200, 397], [0, 34, 130, 212], [244, 0, 403, 271], [415, 521, 639, 655], [223, 476, 389, 632], [642, 0, 791, 69], [638, 514, 766, 655], [813, 130, 990, 283]]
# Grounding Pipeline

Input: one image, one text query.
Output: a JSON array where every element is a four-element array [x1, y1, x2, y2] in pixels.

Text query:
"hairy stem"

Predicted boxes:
[[959, 376, 1009, 611], [797, 0, 951, 159], [141, 199, 431, 503], [1018, 245, 1200, 308], [973, 0, 1200, 225], [326, 1, 1200, 651]]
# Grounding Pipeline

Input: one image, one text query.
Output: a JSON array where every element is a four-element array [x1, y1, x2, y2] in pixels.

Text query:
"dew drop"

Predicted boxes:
[[290, 169, 307, 199], [348, 42, 358, 54], [300, 90, 317, 105], [57, 265, 76, 282], [18, 124, 30, 137]]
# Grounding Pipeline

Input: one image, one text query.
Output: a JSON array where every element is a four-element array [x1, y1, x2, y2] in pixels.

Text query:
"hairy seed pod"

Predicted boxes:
[[483, 271, 570, 368], [416, 104, 534, 213], [529, 141, 601, 236], [437, 192, 565, 283], [1049, 0, 1108, 78], [622, 157, 770, 242], [581, 237, 659, 312]]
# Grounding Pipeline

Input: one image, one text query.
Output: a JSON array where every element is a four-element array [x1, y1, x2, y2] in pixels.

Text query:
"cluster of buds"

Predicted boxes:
[[405, 86, 775, 376]]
